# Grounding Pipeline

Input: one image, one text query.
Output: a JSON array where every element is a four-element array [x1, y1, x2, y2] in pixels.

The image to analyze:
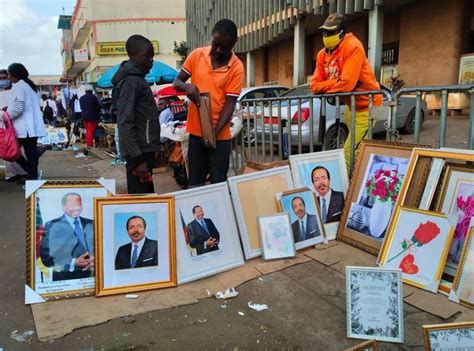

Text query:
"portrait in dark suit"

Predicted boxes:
[[312, 166, 345, 223], [187, 205, 220, 255], [115, 216, 158, 270], [290, 196, 321, 243], [40, 192, 95, 281]]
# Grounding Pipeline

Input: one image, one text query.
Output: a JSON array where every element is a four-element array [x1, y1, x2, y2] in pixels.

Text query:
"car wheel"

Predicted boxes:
[[242, 121, 256, 145], [401, 108, 424, 134], [324, 125, 348, 150]]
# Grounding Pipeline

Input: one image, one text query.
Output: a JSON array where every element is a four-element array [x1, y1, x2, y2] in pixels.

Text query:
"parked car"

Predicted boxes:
[[246, 84, 427, 149]]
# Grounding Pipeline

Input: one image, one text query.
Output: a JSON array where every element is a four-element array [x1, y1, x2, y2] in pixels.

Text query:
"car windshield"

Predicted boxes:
[[281, 85, 311, 97]]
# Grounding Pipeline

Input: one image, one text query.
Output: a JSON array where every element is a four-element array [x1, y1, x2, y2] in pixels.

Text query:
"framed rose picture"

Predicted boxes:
[[94, 196, 176, 296], [289, 149, 349, 240], [338, 140, 419, 255], [449, 226, 474, 308], [346, 266, 403, 343], [228, 166, 294, 259], [422, 322, 474, 350], [277, 188, 326, 250], [258, 213, 296, 260], [433, 163, 474, 293], [169, 183, 244, 284], [25, 180, 114, 302], [378, 207, 454, 292]]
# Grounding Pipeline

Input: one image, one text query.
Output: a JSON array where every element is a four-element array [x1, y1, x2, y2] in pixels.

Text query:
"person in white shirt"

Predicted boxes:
[[6, 63, 46, 180], [41, 94, 58, 126]]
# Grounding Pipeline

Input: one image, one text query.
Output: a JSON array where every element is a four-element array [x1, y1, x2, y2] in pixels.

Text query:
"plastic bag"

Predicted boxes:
[[0, 111, 21, 161]]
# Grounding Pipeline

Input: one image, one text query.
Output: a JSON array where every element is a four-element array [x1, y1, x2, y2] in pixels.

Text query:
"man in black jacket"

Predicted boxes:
[[79, 87, 101, 149], [112, 35, 160, 194]]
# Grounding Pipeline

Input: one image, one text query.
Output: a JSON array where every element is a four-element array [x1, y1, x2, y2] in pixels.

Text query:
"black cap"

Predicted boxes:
[[319, 13, 348, 32]]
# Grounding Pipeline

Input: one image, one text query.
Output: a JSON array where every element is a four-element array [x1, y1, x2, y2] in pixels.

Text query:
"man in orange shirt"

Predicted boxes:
[[310, 13, 382, 170], [173, 19, 244, 187]]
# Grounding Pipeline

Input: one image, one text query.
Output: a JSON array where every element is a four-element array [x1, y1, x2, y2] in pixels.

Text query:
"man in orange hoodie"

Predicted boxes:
[[310, 13, 382, 170]]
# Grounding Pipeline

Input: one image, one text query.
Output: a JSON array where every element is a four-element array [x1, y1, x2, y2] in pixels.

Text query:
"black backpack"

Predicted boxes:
[[43, 103, 53, 122]]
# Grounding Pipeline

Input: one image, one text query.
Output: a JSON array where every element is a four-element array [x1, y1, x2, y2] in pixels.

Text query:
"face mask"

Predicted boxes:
[[323, 31, 343, 50], [0, 79, 11, 89]]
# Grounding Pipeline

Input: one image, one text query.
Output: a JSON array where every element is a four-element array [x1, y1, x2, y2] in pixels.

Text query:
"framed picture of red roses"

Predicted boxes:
[[337, 140, 422, 255], [378, 207, 454, 292]]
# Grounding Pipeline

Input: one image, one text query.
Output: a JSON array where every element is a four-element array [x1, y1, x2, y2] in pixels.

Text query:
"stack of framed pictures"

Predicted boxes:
[[378, 148, 474, 301]]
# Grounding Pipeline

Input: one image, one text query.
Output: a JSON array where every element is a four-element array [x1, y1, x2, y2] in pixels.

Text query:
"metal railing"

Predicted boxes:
[[230, 84, 474, 174], [392, 84, 474, 149]]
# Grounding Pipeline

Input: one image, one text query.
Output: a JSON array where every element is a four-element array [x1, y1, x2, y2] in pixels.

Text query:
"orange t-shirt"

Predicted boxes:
[[182, 47, 245, 140], [310, 33, 382, 111]]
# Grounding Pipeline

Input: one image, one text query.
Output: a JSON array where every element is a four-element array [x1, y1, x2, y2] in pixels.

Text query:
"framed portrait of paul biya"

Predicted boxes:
[[94, 196, 176, 296], [169, 183, 244, 284], [289, 149, 349, 240], [25, 180, 115, 302]]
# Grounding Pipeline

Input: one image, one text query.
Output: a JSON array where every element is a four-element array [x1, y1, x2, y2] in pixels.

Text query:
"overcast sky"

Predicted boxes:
[[0, 0, 76, 75]]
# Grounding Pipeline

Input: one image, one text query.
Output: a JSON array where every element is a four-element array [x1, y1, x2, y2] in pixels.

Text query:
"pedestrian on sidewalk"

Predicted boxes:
[[310, 13, 382, 170], [6, 63, 46, 180], [41, 93, 58, 127], [173, 19, 244, 187], [112, 34, 161, 194], [79, 86, 101, 149]]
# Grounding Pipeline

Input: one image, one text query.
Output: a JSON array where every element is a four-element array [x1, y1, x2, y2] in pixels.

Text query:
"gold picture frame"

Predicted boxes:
[[337, 140, 424, 255], [94, 195, 177, 297], [450, 227, 474, 308], [397, 148, 474, 208], [422, 322, 474, 350], [378, 206, 454, 292], [26, 180, 113, 301], [277, 187, 326, 249], [433, 163, 474, 293], [345, 339, 378, 351]]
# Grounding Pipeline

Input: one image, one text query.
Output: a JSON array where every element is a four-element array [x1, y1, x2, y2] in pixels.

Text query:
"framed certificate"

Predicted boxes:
[[346, 266, 404, 343], [423, 322, 474, 350]]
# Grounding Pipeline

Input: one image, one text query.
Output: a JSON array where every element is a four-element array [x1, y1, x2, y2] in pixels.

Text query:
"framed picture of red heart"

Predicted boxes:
[[378, 207, 454, 292]]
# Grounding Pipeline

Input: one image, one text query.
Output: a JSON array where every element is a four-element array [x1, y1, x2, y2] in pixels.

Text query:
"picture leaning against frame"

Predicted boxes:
[[422, 322, 474, 351], [433, 163, 474, 293], [346, 266, 404, 343], [338, 140, 423, 255], [25, 179, 114, 302], [378, 207, 454, 293], [169, 182, 244, 284], [277, 187, 326, 250], [449, 225, 474, 308], [289, 149, 349, 240], [94, 195, 176, 297], [228, 166, 295, 259], [258, 213, 296, 260], [345, 339, 378, 351]]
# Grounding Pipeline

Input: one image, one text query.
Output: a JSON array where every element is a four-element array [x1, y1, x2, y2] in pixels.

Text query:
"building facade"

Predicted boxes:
[[186, 0, 473, 89], [59, 0, 186, 84]]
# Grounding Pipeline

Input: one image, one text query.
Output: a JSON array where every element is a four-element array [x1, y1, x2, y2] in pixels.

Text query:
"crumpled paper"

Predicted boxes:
[[248, 302, 268, 311], [215, 287, 239, 299]]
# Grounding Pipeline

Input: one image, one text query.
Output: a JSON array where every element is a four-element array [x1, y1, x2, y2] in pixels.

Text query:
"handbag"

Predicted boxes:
[[0, 111, 21, 161]]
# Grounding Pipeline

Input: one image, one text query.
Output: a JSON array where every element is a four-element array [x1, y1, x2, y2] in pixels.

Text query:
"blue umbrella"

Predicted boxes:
[[96, 61, 178, 88]]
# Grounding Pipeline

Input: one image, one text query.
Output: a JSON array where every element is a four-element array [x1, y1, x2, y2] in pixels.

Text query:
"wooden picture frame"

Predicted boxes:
[[423, 322, 474, 350], [289, 149, 349, 240], [228, 166, 294, 259], [449, 226, 474, 308], [345, 339, 378, 351], [169, 183, 244, 284], [26, 180, 114, 301], [277, 187, 326, 249], [433, 163, 474, 293], [258, 213, 296, 260], [378, 207, 454, 292], [338, 140, 419, 255], [94, 196, 176, 297]]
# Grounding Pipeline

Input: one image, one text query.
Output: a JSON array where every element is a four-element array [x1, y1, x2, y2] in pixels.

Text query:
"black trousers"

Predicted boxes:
[[187, 134, 231, 186], [16, 137, 39, 180], [125, 152, 155, 194]]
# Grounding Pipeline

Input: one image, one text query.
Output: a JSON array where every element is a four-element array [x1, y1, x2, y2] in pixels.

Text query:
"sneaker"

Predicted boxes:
[[110, 159, 125, 166]]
